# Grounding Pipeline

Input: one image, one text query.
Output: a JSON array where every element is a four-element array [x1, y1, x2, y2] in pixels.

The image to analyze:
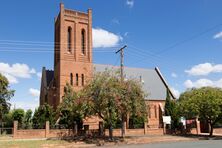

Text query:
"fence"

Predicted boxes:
[[13, 121, 164, 139]]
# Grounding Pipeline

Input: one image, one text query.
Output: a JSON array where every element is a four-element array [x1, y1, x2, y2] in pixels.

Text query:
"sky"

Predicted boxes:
[[1, 0, 222, 111]]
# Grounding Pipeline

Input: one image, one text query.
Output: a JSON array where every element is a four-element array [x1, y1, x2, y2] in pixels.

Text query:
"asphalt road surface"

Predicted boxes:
[[117, 140, 222, 148]]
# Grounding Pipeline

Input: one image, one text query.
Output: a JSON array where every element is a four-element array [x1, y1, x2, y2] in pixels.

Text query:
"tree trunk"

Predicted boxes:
[[209, 123, 214, 137], [99, 122, 104, 136], [108, 123, 113, 140], [121, 114, 126, 138]]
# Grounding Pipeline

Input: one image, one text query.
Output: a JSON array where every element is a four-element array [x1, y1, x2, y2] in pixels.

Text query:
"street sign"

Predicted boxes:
[[163, 116, 171, 124]]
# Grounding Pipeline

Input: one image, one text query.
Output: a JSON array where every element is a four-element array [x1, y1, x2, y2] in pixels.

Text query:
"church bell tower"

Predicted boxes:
[[53, 3, 93, 107]]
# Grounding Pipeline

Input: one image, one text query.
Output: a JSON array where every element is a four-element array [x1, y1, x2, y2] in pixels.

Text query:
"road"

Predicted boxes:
[[116, 140, 222, 148]]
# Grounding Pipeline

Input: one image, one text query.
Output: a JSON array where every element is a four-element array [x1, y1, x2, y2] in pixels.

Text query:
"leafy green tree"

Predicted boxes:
[[83, 71, 118, 139], [32, 104, 55, 129], [179, 87, 222, 136], [0, 73, 14, 126], [84, 70, 147, 139], [118, 79, 147, 131], [23, 109, 32, 129], [164, 89, 173, 116], [12, 108, 25, 128], [2, 111, 13, 127], [58, 83, 90, 130], [164, 89, 179, 130]]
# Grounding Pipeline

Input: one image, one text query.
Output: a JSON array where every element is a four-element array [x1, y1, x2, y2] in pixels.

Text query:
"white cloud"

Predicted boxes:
[[11, 101, 39, 112], [170, 87, 180, 98], [126, 0, 134, 8], [93, 28, 122, 48], [0, 62, 36, 84], [0, 63, 36, 78], [171, 72, 177, 78], [36, 72, 42, 79], [184, 78, 222, 89], [184, 80, 194, 88], [185, 63, 222, 76], [29, 88, 40, 97], [213, 31, 222, 39], [2, 73, 18, 84], [30, 68, 36, 74]]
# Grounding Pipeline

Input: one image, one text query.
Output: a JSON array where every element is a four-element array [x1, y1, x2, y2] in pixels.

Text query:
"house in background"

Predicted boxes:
[[40, 3, 175, 129]]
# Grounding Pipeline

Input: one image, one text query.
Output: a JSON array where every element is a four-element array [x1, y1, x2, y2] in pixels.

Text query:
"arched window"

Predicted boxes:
[[76, 73, 79, 86], [81, 29, 85, 54], [68, 27, 72, 52], [81, 74, 84, 86], [70, 73, 73, 86]]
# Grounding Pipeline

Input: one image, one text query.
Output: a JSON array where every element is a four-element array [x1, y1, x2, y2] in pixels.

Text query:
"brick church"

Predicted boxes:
[[40, 3, 175, 129]]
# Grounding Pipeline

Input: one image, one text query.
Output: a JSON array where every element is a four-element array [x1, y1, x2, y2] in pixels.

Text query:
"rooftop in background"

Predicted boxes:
[[94, 64, 175, 100]]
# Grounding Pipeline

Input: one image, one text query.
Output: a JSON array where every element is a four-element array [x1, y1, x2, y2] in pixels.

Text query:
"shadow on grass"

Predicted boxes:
[[47, 135, 126, 146]]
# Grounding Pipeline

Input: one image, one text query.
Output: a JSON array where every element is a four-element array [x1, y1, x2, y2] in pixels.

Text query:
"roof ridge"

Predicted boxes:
[[93, 63, 155, 71]]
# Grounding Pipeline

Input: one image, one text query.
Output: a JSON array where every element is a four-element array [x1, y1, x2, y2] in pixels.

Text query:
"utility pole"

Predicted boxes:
[[116, 45, 127, 81], [116, 45, 127, 138]]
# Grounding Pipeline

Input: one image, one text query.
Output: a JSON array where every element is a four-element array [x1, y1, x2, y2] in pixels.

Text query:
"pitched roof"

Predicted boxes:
[[93, 64, 175, 100]]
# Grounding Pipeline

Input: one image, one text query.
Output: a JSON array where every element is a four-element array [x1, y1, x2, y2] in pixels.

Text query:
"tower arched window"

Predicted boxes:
[[76, 73, 79, 86], [68, 27, 72, 52], [81, 29, 85, 54], [81, 74, 84, 86], [70, 73, 73, 86]]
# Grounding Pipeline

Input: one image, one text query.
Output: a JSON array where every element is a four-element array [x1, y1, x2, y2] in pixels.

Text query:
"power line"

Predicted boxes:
[[156, 22, 222, 55], [125, 45, 179, 70], [0, 39, 122, 49], [124, 22, 222, 68], [124, 51, 178, 72]]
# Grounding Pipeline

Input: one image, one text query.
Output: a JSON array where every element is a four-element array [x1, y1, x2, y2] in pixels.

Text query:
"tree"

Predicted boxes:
[[57, 83, 90, 130], [164, 89, 173, 116], [0, 73, 14, 126], [164, 89, 179, 130], [83, 70, 147, 139], [117, 79, 147, 133], [83, 71, 118, 139], [2, 111, 13, 127], [32, 104, 55, 129], [12, 108, 25, 128], [179, 87, 222, 136], [23, 109, 32, 129]]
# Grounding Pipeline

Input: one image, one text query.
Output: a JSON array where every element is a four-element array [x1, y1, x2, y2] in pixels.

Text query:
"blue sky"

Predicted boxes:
[[1, 0, 222, 110]]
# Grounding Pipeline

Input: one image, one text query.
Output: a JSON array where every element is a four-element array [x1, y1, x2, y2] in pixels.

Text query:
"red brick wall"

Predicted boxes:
[[48, 129, 71, 138], [15, 129, 45, 139], [13, 121, 163, 139], [147, 128, 164, 135], [126, 129, 144, 136], [146, 100, 165, 128], [104, 128, 163, 137], [41, 4, 93, 109], [213, 128, 222, 135]]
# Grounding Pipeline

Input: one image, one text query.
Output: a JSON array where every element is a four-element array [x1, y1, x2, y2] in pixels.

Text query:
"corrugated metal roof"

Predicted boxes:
[[93, 64, 168, 100]]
